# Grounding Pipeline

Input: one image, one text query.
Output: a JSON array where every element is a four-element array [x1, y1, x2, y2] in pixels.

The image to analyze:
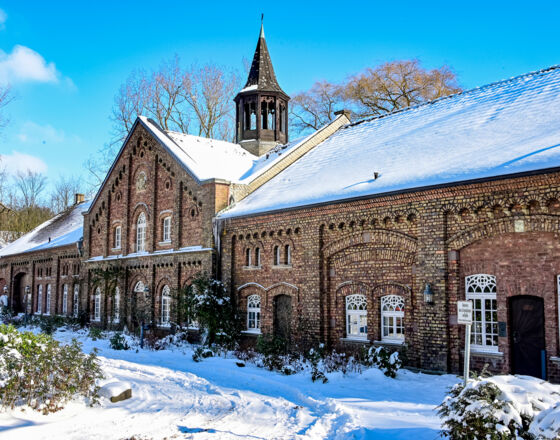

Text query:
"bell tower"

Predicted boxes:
[[235, 21, 290, 156]]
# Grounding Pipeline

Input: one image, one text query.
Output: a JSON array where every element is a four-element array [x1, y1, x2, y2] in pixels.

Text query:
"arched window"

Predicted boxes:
[[37, 285, 43, 314], [114, 225, 122, 249], [136, 212, 146, 252], [273, 245, 280, 266], [466, 274, 498, 351], [161, 285, 171, 326], [134, 281, 145, 293], [73, 284, 79, 317], [62, 284, 68, 315], [162, 216, 171, 242], [247, 294, 261, 333], [45, 284, 51, 316], [284, 244, 291, 265], [381, 295, 405, 343], [245, 248, 252, 267], [161, 286, 171, 326], [114, 287, 120, 322], [94, 287, 101, 322], [346, 294, 367, 339], [255, 247, 261, 267]]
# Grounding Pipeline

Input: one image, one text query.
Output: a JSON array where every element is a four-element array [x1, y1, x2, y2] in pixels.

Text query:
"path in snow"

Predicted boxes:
[[0, 330, 458, 439]]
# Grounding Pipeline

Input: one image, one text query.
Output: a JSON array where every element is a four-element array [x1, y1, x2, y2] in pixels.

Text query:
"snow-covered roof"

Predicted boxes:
[[139, 116, 308, 184], [0, 201, 91, 258], [220, 65, 560, 218]]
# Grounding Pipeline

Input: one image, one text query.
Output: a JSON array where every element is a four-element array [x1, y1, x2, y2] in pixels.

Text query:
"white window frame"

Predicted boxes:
[[136, 212, 146, 252], [94, 287, 101, 322], [161, 285, 171, 326], [285, 245, 291, 265], [466, 274, 499, 352], [73, 284, 79, 318], [246, 294, 261, 333], [62, 284, 68, 315], [162, 217, 171, 242], [37, 285, 43, 314], [245, 248, 252, 267], [273, 245, 280, 266], [381, 295, 405, 343], [255, 247, 261, 267], [346, 294, 367, 340], [114, 287, 120, 323], [45, 284, 51, 315], [114, 226, 122, 249]]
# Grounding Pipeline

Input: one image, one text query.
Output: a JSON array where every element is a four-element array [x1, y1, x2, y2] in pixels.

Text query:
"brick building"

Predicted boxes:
[[1, 26, 560, 381]]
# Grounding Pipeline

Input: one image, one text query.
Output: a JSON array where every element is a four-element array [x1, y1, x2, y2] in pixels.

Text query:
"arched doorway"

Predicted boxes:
[[273, 294, 292, 340], [509, 296, 546, 378], [12, 273, 27, 314]]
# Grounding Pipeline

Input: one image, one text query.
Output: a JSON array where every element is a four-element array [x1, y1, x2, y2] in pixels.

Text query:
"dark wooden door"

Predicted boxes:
[[274, 294, 292, 340], [510, 296, 545, 378]]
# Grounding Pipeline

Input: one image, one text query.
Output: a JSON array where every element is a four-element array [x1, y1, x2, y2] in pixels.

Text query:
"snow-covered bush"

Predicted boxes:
[[365, 346, 402, 378], [192, 346, 214, 362], [0, 324, 102, 414], [438, 375, 560, 440], [109, 332, 130, 350]]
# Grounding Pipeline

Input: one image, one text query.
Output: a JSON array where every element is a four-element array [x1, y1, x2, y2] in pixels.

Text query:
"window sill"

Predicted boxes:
[[550, 356, 560, 364], [243, 266, 262, 270], [272, 264, 292, 269], [469, 349, 503, 358], [242, 330, 261, 336], [340, 337, 368, 343], [374, 339, 405, 346], [158, 241, 172, 246]]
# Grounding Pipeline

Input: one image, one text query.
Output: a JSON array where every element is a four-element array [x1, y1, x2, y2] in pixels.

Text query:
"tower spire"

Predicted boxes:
[[234, 20, 290, 156]]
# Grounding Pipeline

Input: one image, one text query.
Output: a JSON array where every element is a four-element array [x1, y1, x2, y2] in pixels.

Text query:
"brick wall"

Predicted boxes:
[[222, 170, 560, 381]]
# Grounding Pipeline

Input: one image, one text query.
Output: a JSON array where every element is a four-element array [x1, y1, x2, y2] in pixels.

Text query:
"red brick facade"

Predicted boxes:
[[221, 171, 560, 381]]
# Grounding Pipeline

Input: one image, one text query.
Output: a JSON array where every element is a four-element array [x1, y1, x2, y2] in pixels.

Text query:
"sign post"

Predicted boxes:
[[457, 300, 473, 387]]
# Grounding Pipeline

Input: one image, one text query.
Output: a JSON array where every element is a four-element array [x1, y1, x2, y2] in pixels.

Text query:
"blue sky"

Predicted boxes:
[[0, 0, 559, 192]]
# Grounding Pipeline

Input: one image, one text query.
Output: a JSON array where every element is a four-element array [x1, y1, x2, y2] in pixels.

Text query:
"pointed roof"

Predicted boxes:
[[239, 24, 286, 96]]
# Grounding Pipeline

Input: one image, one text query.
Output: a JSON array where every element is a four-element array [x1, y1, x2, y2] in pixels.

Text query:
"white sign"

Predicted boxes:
[[457, 300, 473, 325]]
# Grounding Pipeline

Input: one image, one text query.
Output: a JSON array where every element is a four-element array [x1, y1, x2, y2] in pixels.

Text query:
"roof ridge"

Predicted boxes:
[[349, 64, 560, 128]]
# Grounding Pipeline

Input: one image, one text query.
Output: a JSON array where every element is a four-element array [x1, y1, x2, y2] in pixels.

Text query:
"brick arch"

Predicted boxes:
[[322, 229, 417, 260], [446, 214, 560, 250], [330, 247, 416, 267]]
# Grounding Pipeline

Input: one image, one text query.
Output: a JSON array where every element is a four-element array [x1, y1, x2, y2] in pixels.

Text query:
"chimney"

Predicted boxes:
[[74, 193, 85, 205]]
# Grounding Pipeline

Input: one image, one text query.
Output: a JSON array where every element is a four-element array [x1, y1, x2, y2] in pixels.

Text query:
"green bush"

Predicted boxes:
[[0, 324, 102, 414], [109, 332, 130, 350], [39, 315, 66, 335], [88, 326, 104, 341]]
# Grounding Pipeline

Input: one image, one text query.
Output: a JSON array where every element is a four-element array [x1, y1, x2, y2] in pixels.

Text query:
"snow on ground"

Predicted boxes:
[[0, 328, 459, 439]]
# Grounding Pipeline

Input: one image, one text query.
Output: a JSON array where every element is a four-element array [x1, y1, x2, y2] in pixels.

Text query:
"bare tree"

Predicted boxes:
[[290, 80, 344, 133], [49, 175, 83, 213], [181, 64, 239, 139], [0, 85, 13, 135], [344, 60, 461, 118], [14, 170, 47, 208], [290, 60, 461, 135], [85, 57, 241, 189]]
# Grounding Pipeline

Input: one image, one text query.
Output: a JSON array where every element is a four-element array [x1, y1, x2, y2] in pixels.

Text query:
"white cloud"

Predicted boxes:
[[0, 151, 48, 175], [16, 121, 66, 144], [0, 45, 60, 85], [0, 9, 7, 30]]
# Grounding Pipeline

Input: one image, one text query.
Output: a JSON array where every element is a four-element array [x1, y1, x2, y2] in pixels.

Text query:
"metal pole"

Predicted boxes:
[[140, 321, 145, 349], [464, 323, 471, 387]]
